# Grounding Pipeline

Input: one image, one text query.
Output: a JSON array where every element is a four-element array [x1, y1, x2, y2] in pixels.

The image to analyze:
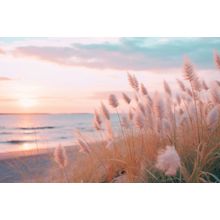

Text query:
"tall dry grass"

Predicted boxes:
[[54, 53, 220, 183]]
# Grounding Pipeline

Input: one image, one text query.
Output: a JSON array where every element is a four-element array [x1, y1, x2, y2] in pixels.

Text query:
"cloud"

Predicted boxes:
[[0, 76, 12, 81], [0, 95, 72, 103], [12, 38, 220, 70], [0, 48, 5, 54]]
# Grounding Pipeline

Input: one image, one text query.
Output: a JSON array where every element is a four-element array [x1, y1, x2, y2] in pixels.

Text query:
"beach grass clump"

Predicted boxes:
[[54, 52, 220, 183]]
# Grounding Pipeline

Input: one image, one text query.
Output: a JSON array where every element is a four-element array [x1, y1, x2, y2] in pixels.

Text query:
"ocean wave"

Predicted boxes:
[[16, 126, 56, 130], [0, 140, 38, 145], [60, 136, 68, 139], [76, 126, 93, 132], [0, 132, 14, 135]]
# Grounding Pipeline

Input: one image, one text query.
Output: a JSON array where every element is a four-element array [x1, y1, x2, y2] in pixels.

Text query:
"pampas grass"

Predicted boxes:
[[52, 52, 220, 183]]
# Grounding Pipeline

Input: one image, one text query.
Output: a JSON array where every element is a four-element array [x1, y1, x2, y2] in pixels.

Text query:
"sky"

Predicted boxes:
[[0, 37, 220, 113]]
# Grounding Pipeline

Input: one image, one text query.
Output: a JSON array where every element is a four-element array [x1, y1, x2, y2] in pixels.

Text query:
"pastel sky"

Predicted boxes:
[[0, 37, 220, 113]]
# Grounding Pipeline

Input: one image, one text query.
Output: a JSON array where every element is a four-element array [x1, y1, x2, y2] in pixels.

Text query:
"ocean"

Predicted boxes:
[[0, 114, 119, 153]]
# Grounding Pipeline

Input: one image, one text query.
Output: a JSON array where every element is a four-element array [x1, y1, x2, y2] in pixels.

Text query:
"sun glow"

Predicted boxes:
[[19, 98, 37, 108], [21, 143, 33, 151]]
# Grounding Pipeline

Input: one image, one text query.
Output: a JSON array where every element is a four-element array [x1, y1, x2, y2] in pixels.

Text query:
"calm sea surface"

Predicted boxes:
[[0, 114, 118, 153]]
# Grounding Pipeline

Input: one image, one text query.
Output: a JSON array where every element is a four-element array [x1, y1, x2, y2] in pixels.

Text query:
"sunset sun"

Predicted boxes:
[[19, 98, 37, 108]]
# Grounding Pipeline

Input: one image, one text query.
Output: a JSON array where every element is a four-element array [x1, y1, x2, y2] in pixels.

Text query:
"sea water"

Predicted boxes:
[[0, 113, 119, 153]]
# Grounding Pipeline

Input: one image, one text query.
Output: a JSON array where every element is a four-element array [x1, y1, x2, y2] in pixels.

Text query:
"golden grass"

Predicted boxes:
[[54, 54, 220, 183]]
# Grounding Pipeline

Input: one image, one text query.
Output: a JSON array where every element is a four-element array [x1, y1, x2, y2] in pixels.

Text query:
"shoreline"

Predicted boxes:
[[0, 145, 79, 182], [0, 144, 78, 161]]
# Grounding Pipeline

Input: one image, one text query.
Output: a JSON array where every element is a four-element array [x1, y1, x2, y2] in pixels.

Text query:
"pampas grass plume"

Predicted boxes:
[[128, 109, 134, 120], [128, 73, 139, 91], [101, 102, 110, 120], [134, 112, 144, 129], [153, 92, 164, 119], [93, 110, 102, 130], [54, 145, 68, 168], [121, 115, 129, 128], [109, 94, 119, 108], [140, 83, 148, 95], [183, 58, 195, 81], [214, 50, 220, 69], [163, 80, 172, 96], [138, 102, 146, 116], [176, 79, 186, 92], [122, 92, 131, 104], [209, 83, 220, 105], [155, 145, 180, 176], [191, 76, 202, 91], [207, 105, 219, 130], [202, 80, 209, 90], [78, 139, 91, 154]]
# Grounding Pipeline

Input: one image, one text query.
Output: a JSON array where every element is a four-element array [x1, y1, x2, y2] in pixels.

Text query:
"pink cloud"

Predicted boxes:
[[0, 76, 12, 81], [0, 48, 5, 54], [13, 46, 157, 70]]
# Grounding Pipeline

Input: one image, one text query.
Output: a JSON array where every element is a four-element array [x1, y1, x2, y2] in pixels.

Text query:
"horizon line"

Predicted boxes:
[[0, 112, 93, 115]]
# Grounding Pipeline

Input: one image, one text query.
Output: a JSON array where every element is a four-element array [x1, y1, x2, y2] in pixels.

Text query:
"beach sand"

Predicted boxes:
[[0, 146, 79, 183]]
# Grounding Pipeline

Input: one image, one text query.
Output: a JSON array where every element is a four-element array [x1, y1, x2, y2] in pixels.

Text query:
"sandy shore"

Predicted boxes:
[[0, 146, 79, 183]]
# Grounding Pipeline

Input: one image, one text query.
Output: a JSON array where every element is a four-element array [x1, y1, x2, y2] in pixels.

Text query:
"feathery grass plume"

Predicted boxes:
[[176, 93, 181, 105], [134, 112, 144, 129], [138, 102, 146, 116], [207, 105, 219, 130], [186, 88, 193, 97], [134, 94, 139, 102], [128, 108, 134, 120], [93, 119, 101, 131], [122, 92, 131, 104], [155, 145, 181, 176], [189, 101, 197, 118], [179, 113, 188, 126], [163, 80, 172, 96], [93, 110, 102, 130], [105, 119, 114, 141], [140, 83, 148, 95], [216, 80, 220, 87], [54, 145, 68, 168], [94, 109, 102, 125], [183, 57, 196, 81], [100, 102, 110, 120], [191, 76, 202, 91], [153, 92, 164, 119], [179, 108, 184, 115], [109, 94, 119, 108], [202, 80, 209, 90], [214, 50, 220, 69], [128, 73, 139, 91], [209, 83, 220, 105], [161, 118, 171, 133], [145, 94, 153, 106], [176, 79, 186, 92], [78, 139, 91, 154], [121, 115, 129, 129]]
